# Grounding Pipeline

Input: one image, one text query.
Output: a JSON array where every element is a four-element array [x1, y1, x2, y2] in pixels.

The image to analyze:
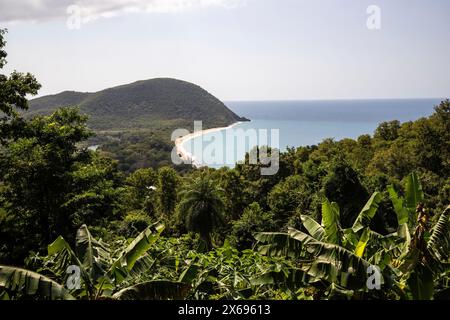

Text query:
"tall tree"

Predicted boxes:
[[0, 109, 93, 253], [323, 159, 369, 228], [157, 166, 178, 218], [124, 168, 158, 215], [219, 169, 248, 221], [0, 28, 41, 143], [178, 174, 225, 250], [0, 30, 121, 263]]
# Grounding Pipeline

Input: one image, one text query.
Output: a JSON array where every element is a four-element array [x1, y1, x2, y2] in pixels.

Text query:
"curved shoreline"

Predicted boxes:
[[175, 122, 243, 167]]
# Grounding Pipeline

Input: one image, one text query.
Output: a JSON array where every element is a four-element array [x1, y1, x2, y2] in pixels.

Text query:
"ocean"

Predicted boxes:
[[183, 98, 444, 169]]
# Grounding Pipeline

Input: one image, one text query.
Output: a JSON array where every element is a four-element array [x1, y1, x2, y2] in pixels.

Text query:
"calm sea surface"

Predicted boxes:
[[184, 99, 444, 168]]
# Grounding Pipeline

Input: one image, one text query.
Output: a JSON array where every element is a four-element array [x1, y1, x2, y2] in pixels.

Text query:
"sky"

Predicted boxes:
[[1, 0, 450, 100]]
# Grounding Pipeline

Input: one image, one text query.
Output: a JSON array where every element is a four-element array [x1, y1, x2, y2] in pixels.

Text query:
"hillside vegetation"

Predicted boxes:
[[27, 78, 248, 171], [28, 78, 247, 130]]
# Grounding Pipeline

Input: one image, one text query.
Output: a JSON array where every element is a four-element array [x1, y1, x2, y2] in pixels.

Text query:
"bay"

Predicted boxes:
[[184, 98, 443, 168]]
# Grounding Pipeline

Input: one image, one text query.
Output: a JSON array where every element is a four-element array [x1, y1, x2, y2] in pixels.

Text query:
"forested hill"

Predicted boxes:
[[28, 78, 247, 130]]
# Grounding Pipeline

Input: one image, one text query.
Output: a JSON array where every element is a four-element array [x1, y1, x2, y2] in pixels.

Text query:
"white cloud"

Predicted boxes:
[[0, 0, 247, 24]]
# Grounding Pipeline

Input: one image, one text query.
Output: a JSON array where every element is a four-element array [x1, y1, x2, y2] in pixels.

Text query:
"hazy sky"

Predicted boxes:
[[1, 0, 450, 100]]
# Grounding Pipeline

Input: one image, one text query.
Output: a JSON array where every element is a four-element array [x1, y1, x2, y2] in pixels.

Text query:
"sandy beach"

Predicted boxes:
[[175, 122, 242, 167]]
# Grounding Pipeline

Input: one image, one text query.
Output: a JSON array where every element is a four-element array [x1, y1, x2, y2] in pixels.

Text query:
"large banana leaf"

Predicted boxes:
[[75, 225, 111, 283], [47, 234, 94, 293], [257, 228, 378, 289], [427, 206, 450, 263], [321, 199, 341, 245], [405, 172, 424, 211], [288, 228, 372, 289], [127, 253, 157, 280], [407, 264, 434, 300], [352, 192, 382, 233], [355, 228, 371, 258], [112, 280, 190, 300], [387, 185, 409, 226], [254, 232, 304, 258], [257, 228, 373, 287], [396, 223, 412, 257], [179, 264, 202, 284], [250, 268, 313, 289], [287, 228, 318, 248], [388, 172, 424, 227], [110, 222, 165, 284], [0, 266, 74, 300], [301, 247, 372, 289], [48, 235, 78, 257], [341, 228, 359, 250], [300, 215, 325, 241]]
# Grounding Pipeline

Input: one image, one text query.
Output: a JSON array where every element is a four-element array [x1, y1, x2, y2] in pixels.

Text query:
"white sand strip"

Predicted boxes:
[[175, 122, 243, 167]]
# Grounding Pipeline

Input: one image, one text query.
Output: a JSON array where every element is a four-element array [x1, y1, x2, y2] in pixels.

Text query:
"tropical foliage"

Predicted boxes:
[[0, 29, 449, 300], [256, 174, 449, 300]]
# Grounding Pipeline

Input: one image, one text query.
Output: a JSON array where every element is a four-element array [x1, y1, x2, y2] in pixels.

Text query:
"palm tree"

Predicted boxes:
[[178, 174, 226, 250]]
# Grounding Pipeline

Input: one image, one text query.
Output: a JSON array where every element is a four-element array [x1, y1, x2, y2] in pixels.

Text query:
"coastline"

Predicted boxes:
[[175, 122, 243, 167]]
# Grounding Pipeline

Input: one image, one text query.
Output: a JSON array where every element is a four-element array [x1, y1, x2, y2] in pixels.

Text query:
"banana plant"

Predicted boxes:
[[396, 204, 449, 300], [387, 172, 449, 299], [256, 172, 449, 300], [387, 172, 424, 244], [254, 187, 423, 299], [176, 241, 299, 300], [309, 191, 383, 258], [1, 222, 191, 300], [255, 191, 386, 296], [45, 224, 112, 299]]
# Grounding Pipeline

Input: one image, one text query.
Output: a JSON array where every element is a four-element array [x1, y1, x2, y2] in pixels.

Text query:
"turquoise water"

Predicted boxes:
[[183, 99, 444, 168]]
